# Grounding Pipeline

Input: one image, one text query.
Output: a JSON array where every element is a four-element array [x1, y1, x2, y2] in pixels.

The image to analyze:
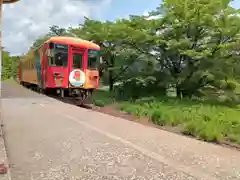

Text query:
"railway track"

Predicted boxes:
[[14, 79, 94, 109]]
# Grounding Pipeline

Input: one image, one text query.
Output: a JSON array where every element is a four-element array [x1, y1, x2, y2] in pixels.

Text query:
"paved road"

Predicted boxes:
[[1, 80, 240, 180]]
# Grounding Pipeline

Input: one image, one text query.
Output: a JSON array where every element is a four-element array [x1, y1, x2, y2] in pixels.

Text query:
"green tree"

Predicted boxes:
[[48, 25, 67, 36], [116, 0, 240, 98], [31, 35, 50, 49], [1, 48, 19, 80], [70, 17, 138, 91]]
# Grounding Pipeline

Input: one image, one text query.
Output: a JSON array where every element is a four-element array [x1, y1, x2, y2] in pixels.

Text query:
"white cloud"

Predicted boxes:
[[143, 10, 161, 20], [2, 0, 112, 55]]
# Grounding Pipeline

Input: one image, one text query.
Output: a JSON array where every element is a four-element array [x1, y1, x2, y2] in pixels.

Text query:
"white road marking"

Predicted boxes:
[[39, 104, 218, 180]]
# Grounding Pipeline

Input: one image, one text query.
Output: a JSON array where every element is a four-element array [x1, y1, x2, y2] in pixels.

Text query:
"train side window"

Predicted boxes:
[[30, 59, 32, 69], [34, 50, 40, 68], [48, 56, 53, 65], [88, 49, 99, 69]]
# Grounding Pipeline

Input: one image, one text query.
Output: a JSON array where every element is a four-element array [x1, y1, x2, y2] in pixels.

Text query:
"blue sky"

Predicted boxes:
[[101, 0, 161, 21], [102, 0, 240, 21], [232, 0, 240, 9]]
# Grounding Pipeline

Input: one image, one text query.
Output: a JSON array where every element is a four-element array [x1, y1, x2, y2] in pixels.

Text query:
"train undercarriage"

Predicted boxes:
[[20, 81, 93, 105]]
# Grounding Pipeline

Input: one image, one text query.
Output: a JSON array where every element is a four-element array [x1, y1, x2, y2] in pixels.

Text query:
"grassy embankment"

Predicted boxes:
[[92, 87, 240, 145]]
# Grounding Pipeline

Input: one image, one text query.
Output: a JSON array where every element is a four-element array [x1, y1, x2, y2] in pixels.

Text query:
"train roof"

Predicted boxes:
[[3, 0, 19, 4], [46, 36, 100, 50], [20, 36, 100, 63]]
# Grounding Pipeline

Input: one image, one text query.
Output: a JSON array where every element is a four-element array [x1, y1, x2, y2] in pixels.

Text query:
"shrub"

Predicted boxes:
[[182, 121, 199, 136], [222, 93, 240, 105], [227, 134, 240, 144], [198, 123, 223, 143], [151, 110, 168, 126], [225, 80, 237, 91], [120, 104, 150, 118], [114, 76, 166, 100], [93, 100, 105, 107]]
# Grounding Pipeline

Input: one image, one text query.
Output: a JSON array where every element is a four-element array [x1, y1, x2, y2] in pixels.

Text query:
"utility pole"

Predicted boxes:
[[0, 0, 3, 74], [0, 0, 20, 81]]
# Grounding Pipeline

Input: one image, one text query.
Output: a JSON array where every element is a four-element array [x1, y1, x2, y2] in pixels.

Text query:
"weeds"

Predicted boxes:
[[92, 90, 240, 144], [119, 97, 240, 144]]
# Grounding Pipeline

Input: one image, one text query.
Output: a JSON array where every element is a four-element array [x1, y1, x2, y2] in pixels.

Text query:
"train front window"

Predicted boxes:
[[88, 49, 99, 69], [72, 53, 83, 69], [49, 43, 68, 67]]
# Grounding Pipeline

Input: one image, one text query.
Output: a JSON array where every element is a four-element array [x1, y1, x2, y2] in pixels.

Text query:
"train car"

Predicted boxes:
[[18, 36, 101, 104]]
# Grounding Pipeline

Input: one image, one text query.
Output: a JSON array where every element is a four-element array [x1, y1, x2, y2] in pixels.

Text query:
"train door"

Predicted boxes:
[[41, 44, 48, 89], [44, 45, 48, 87], [68, 47, 86, 87]]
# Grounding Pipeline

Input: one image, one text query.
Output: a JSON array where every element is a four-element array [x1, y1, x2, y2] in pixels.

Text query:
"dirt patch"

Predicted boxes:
[[90, 104, 240, 151]]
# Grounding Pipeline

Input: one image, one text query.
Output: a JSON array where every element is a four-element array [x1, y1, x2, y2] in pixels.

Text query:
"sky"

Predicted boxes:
[[2, 0, 240, 56]]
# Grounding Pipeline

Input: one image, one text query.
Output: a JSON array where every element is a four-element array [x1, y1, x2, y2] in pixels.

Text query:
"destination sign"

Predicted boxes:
[[88, 49, 99, 57], [55, 44, 68, 49]]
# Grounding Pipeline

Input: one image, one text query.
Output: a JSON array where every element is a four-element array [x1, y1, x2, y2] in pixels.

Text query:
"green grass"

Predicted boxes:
[[91, 89, 116, 107], [92, 90, 240, 145], [119, 97, 240, 144]]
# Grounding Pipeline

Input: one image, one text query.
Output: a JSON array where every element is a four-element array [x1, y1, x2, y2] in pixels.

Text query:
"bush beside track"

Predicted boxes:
[[91, 89, 240, 148]]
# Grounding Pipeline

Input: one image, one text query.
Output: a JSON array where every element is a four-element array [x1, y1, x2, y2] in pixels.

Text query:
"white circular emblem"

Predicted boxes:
[[69, 69, 85, 87]]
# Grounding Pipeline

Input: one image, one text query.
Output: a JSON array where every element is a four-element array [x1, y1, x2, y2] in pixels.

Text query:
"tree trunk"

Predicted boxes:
[[182, 90, 192, 98], [109, 71, 114, 92], [159, 87, 167, 96], [108, 54, 115, 92], [176, 86, 182, 99]]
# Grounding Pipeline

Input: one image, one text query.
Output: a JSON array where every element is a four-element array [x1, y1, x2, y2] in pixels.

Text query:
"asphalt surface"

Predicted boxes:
[[1, 80, 240, 180]]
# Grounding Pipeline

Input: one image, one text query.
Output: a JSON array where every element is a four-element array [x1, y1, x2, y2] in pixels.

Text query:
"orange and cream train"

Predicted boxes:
[[18, 36, 100, 104]]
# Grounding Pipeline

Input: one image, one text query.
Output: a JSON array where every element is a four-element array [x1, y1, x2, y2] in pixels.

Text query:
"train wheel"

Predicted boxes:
[[60, 89, 64, 98], [38, 88, 42, 93]]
